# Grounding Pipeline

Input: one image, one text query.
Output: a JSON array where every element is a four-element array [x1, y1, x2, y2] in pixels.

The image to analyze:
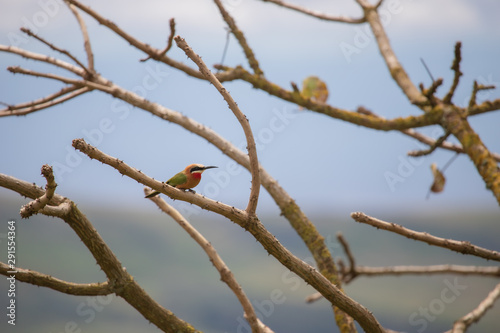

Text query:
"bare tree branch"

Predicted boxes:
[[7, 66, 83, 85], [213, 0, 263, 75], [468, 81, 496, 108], [145, 189, 270, 333], [440, 104, 500, 204], [261, 0, 366, 23], [307, 264, 500, 304], [174, 35, 261, 217], [351, 212, 500, 261], [65, 0, 95, 74], [0, 262, 112, 296], [407, 130, 451, 157], [354, 265, 500, 277], [0, 85, 90, 117], [355, 0, 426, 105], [20, 164, 57, 218], [140, 18, 176, 62], [0, 45, 85, 76], [443, 42, 463, 104], [449, 282, 500, 333], [19, 27, 89, 74]]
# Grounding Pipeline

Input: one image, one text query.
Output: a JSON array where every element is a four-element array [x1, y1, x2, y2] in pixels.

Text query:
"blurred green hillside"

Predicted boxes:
[[0, 193, 499, 333]]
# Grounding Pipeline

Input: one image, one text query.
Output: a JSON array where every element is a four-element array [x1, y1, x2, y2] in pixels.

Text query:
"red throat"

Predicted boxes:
[[191, 173, 202, 179]]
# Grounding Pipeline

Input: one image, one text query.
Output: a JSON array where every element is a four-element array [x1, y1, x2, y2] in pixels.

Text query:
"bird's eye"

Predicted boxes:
[[190, 166, 202, 173]]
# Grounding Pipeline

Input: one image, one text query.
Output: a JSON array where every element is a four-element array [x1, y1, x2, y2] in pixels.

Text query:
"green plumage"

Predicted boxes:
[[167, 172, 187, 186]]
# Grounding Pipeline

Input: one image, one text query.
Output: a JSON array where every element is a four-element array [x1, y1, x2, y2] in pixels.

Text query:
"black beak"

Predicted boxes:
[[203, 166, 218, 170]]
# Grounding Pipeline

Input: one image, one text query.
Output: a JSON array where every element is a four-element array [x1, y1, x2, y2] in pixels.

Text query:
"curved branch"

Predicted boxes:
[[0, 45, 85, 76], [0, 86, 90, 117], [20, 165, 57, 218], [65, 0, 95, 73], [443, 42, 463, 104], [0, 262, 112, 296], [174, 36, 260, 217], [351, 212, 500, 261], [261, 0, 366, 23], [213, 0, 263, 75], [146, 190, 270, 333], [19, 27, 90, 74], [450, 282, 500, 333], [355, 1, 426, 105]]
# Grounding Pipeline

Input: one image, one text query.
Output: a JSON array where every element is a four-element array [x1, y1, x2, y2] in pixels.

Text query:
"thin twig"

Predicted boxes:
[[0, 46, 86, 76], [449, 282, 500, 333], [146, 190, 269, 333], [20, 165, 57, 218], [468, 80, 496, 108], [443, 42, 463, 104], [355, 0, 426, 105], [261, 0, 366, 23], [0, 262, 112, 296], [8, 66, 85, 85], [420, 78, 443, 106], [174, 36, 261, 217], [140, 18, 176, 62], [19, 27, 90, 74], [306, 264, 500, 304], [213, 0, 263, 75], [337, 233, 357, 282], [0, 85, 89, 117], [408, 130, 451, 157], [65, 0, 95, 74], [351, 212, 500, 262]]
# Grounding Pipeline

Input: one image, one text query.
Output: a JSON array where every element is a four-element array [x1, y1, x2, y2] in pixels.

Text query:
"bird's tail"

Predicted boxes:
[[145, 191, 160, 198]]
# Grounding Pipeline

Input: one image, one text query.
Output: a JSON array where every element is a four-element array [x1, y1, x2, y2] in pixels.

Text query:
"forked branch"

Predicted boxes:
[[0, 262, 112, 296]]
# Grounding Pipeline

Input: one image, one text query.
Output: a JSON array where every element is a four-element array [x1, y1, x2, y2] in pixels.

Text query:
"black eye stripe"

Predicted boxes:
[[190, 166, 203, 173]]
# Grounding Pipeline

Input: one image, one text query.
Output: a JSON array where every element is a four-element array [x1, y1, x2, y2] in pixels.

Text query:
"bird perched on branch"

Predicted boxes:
[[145, 164, 217, 198]]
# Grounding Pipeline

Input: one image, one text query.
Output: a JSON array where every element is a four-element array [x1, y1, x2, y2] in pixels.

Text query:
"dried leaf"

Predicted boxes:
[[430, 163, 446, 193]]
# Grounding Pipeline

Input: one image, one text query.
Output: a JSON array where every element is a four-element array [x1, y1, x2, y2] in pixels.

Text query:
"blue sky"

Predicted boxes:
[[1, 0, 499, 217]]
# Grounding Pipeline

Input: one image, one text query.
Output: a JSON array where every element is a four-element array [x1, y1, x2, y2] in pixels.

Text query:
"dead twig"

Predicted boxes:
[[351, 212, 500, 262], [449, 282, 500, 333], [20, 165, 57, 218]]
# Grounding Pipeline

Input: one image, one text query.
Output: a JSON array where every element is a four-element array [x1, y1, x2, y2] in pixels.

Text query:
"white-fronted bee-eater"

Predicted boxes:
[[145, 164, 217, 198]]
